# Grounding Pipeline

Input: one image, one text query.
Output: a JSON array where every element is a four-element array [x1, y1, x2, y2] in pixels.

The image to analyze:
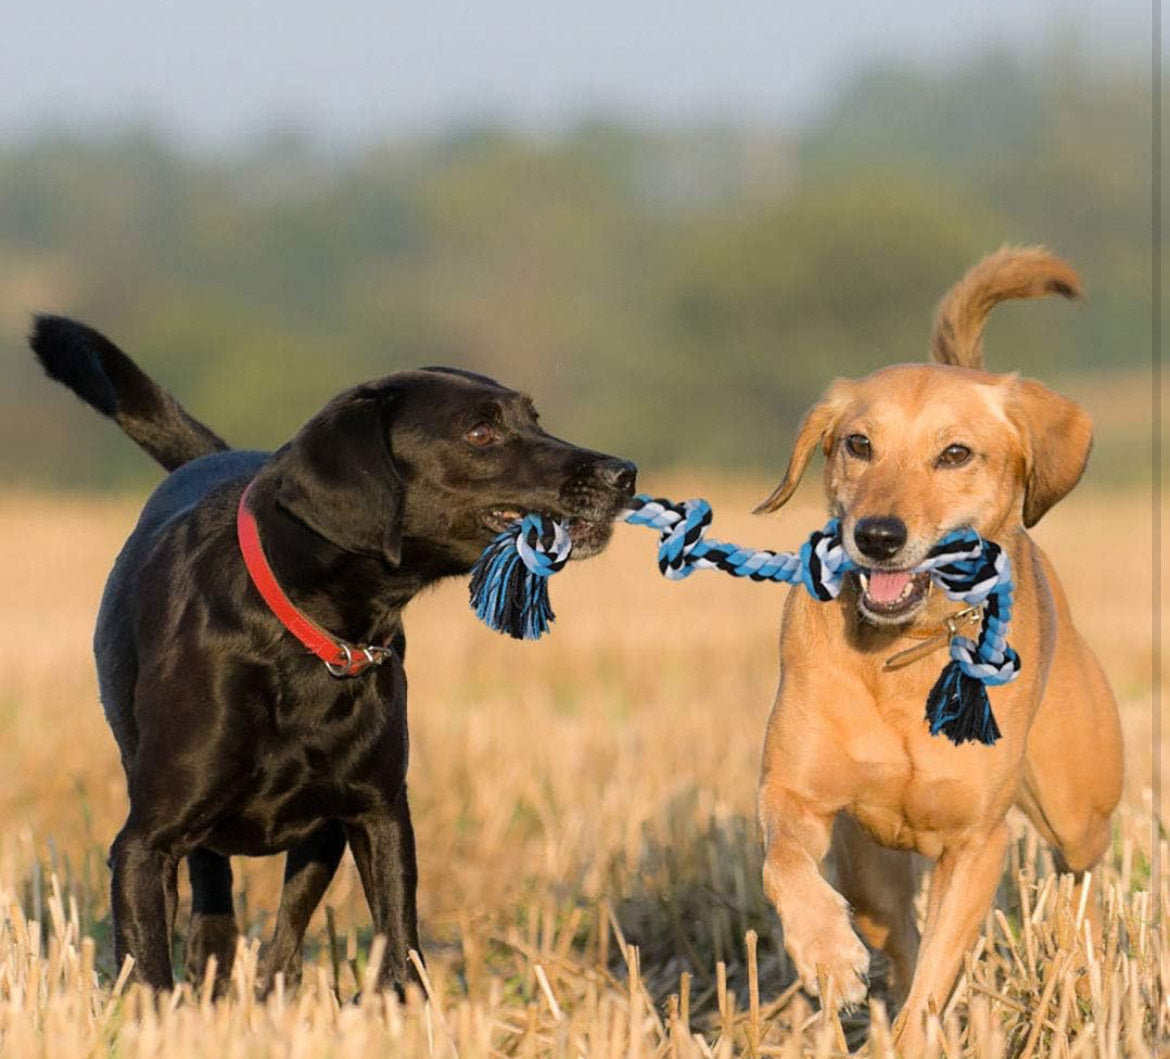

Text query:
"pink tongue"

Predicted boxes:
[[867, 570, 912, 603]]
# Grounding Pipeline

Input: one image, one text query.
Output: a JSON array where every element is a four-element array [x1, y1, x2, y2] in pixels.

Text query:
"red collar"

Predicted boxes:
[[236, 480, 392, 678]]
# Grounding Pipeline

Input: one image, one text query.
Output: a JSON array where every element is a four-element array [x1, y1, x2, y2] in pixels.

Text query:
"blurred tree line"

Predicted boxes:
[[0, 50, 1152, 488]]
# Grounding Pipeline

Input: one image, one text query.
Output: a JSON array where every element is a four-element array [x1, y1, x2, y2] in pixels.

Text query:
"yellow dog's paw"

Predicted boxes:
[[784, 911, 870, 1007]]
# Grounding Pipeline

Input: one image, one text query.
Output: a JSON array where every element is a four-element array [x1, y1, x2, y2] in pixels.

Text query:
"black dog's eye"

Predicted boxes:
[[937, 443, 972, 468], [844, 434, 872, 460], [465, 423, 497, 447]]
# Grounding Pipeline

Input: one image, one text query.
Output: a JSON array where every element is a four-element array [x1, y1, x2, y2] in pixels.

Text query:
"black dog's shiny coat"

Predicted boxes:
[[31, 317, 635, 992]]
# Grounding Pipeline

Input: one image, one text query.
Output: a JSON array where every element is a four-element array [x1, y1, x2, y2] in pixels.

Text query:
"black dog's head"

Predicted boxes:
[[270, 368, 636, 573]]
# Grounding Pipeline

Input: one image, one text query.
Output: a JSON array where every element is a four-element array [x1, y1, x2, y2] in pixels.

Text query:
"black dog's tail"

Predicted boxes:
[[30, 315, 229, 472]]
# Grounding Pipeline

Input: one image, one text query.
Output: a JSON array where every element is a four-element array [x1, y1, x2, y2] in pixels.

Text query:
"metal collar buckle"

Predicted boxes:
[[882, 605, 984, 673], [324, 643, 390, 679], [938, 604, 983, 639]]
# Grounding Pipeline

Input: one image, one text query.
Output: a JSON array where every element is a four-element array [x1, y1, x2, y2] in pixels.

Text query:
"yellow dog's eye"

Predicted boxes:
[[844, 434, 872, 460], [938, 443, 972, 467], [466, 423, 497, 447]]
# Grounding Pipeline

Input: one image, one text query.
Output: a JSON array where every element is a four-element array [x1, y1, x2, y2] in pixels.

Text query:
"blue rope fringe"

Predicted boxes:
[[468, 514, 570, 640]]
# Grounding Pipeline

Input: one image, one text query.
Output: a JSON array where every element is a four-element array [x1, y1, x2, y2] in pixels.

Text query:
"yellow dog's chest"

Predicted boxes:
[[839, 712, 1007, 856]]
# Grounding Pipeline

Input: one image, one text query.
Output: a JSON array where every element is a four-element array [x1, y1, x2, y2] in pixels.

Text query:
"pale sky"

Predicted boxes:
[[1, 1, 1149, 149]]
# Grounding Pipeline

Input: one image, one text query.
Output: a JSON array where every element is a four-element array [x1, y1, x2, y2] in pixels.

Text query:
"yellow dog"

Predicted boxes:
[[755, 247, 1123, 1051]]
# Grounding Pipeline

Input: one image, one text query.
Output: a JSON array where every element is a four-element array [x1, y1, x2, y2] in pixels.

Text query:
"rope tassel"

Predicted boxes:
[[920, 540, 1018, 745], [468, 514, 571, 639], [926, 664, 1001, 745], [467, 494, 1019, 746]]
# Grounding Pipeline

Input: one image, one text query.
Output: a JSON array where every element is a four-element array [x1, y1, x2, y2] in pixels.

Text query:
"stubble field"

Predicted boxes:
[[0, 477, 1163, 1056]]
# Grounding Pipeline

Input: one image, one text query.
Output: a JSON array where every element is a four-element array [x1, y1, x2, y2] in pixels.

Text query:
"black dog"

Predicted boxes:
[[31, 317, 635, 992]]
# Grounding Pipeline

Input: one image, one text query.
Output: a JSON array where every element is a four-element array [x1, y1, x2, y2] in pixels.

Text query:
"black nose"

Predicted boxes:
[[853, 516, 908, 561], [598, 458, 637, 497]]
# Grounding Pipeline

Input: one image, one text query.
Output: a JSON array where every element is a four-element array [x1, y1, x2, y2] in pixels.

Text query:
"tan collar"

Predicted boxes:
[[882, 604, 983, 672]]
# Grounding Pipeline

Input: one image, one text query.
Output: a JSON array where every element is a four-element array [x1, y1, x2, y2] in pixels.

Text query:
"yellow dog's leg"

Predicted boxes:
[[892, 826, 1008, 1056]]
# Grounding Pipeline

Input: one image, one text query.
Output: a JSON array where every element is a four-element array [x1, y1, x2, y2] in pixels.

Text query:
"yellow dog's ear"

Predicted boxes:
[[1005, 378, 1093, 528], [754, 383, 850, 514]]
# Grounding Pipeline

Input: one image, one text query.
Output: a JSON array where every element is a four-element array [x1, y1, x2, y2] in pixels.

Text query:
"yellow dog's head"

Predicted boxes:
[[757, 247, 1093, 626]]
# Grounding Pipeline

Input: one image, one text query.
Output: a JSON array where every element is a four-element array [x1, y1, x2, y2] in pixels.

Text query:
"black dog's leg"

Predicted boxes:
[[164, 855, 179, 952], [259, 821, 347, 994], [185, 848, 237, 991], [344, 788, 421, 993], [110, 823, 179, 989]]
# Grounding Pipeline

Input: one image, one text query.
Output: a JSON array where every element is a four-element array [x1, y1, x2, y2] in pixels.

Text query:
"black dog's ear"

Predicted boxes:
[[274, 386, 404, 565]]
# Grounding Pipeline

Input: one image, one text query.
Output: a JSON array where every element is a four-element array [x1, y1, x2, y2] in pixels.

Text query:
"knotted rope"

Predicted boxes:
[[468, 494, 1018, 746], [468, 514, 571, 642]]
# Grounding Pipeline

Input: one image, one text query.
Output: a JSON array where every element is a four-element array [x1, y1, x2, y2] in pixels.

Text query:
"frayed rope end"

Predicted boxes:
[[468, 514, 570, 640], [924, 662, 1003, 746]]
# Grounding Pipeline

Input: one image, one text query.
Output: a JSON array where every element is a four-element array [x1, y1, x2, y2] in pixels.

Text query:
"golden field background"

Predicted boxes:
[[0, 470, 1163, 1055]]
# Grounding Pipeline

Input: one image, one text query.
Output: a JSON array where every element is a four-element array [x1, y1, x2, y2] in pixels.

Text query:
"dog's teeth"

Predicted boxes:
[[859, 573, 869, 591]]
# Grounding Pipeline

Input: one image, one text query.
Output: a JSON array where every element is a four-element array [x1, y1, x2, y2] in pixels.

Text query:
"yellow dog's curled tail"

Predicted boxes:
[[930, 245, 1083, 369]]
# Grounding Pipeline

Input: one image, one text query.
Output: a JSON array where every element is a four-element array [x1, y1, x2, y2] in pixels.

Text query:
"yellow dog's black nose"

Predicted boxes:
[[854, 517, 907, 561]]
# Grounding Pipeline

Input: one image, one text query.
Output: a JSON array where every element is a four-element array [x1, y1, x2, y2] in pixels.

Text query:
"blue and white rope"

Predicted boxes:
[[624, 496, 854, 600], [515, 515, 572, 578], [468, 493, 1018, 745], [914, 533, 1020, 689]]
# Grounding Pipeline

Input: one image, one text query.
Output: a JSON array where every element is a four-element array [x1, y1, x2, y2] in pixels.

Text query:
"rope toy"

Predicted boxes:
[[468, 514, 571, 641], [468, 494, 1018, 746]]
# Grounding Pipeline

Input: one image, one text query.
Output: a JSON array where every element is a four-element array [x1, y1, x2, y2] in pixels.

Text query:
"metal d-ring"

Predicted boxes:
[[943, 604, 983, 637], [324, 642, 355, 678], [325, 642, 390, 677]]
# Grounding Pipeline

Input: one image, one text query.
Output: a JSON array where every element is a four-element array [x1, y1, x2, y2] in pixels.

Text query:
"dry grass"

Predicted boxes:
[[0, 479, 1163, 1056]]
